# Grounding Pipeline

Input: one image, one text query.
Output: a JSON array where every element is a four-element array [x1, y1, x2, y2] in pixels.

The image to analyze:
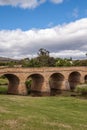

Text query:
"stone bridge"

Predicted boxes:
[[0, 67, 87, 96]]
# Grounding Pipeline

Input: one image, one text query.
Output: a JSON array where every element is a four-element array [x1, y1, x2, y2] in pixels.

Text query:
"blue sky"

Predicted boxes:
[[0, 0, 87, 30], [0, 0, 87, 59]]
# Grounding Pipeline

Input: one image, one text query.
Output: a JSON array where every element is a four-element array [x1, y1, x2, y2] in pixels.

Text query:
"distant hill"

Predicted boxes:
[[0, 57, 19, 63]]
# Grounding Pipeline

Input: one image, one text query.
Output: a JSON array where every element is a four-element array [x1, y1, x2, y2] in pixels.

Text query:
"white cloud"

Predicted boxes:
[[0, 18, 87, 59], [72, 8, 79, 18], [47, 22, 54, 27], [0, 0, 64, 9], [50, 0, 63, 4], [50, 50, 86, 59], [0, 0, 46, 9]]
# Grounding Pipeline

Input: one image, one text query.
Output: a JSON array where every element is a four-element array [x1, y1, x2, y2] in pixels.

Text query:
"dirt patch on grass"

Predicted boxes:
[[0, 106, 10, 113], [5, 119, 18, 128], [44, 121, 72, 129]]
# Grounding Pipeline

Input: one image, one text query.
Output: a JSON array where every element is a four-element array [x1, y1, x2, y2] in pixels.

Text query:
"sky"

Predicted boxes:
[[0, 0, 87, 59]]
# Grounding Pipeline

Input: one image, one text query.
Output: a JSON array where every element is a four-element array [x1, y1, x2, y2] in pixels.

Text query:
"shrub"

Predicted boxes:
[[25, 80, 32, 87], [75, 84, 87, 96], [25, 80, 32, 94]]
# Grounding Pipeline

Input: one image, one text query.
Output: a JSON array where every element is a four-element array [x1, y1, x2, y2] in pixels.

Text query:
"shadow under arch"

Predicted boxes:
[[25, 73, 44, 96], [84, 75, 87, 84], [0, 73, 20, 95], [49, 73, 65, 96], [68, 71, 81, 91]]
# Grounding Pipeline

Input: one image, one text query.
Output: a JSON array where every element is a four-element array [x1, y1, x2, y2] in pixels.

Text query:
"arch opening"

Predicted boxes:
[[49, 73, 64, 96], [0, 74, 20, 95], [25, 74, 44, 96], [68, 71, 81, 91], [84, 75, 87, 84]]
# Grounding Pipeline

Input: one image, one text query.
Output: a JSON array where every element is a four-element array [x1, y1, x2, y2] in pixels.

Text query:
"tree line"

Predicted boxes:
[[0, 48, 87, 67]]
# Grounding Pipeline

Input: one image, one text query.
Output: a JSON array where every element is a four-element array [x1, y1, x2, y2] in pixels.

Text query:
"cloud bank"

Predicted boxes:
[[0, 18, 87, 59], [0, 0, 64, 9]]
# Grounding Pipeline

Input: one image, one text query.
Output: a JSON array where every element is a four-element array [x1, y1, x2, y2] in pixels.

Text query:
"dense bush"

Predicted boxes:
[[75, 84, 87, 95]]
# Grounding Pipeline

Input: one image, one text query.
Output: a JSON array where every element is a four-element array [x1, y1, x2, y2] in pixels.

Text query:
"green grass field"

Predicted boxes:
[[0, 77, 8, 94], [0, 85, 8, 94], [0, 78, 8, 85], [0, 95, 87, 130]]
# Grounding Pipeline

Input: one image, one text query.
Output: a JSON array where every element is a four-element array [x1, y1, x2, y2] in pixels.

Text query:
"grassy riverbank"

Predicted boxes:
[[0, 95, 87, 130]]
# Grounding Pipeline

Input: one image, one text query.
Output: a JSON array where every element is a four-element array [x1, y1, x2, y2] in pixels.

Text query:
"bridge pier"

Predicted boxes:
[[61, 80, 70, 91], [40, 80, 50, 96], [80, 74, 85, 84], [17, 81, 28, 95]]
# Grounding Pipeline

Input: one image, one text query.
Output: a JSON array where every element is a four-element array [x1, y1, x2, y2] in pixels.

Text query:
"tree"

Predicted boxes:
[[48, 57, 56, 67], [38, 48, 49, 57], [86, 53, 87, 58], [28, 58, 41, 67], [37, 48, 55, 67]]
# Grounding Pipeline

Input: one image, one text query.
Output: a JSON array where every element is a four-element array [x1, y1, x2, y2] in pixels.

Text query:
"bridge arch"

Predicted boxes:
[[49, 73, 65, 95], [0, 73, 20, 94], [25, 73, 44, 96], [68, 71, 81, 91], [84, 75, 87, 83]]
